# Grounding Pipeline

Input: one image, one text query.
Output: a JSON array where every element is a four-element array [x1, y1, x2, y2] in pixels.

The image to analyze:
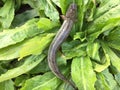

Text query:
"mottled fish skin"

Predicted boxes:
[[48, 3, 77, 90]]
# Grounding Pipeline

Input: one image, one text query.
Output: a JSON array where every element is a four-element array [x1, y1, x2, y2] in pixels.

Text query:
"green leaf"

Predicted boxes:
[[95, 72, 110, 90], [87, 4, 120, 42], [44, 0, 59, 21], [60, 0, 72, 14], [14, 75, 29, 87], [62, 41, 87, 59], [56, 51, 67, 66], [0, 42, 22, 60], [22, 0, 41, 9], [95, 69, 120, 90], [115, 73, 120, 86], [29, 59, 49, 74], [14, 0, 22, 11], [29, 51, 66, 74], [71, 56, 97, 90], [19, 33, 55, 59], [0, 80, 14, 90], [87, 41, 100, 61], [0, 33, 54, 60], [73, 32, 86, 41], [106, 26, 120, 50], [52, 0, 60, 7], [0, 54, 45, 82], [93, 57, 110, 73], [101, 42, 120, 72], [76, 0, 95, 30], [86, 0, 96, 21], [102, 69, 119, 89], [57, 82, 74, 90], [12, 9, 39, 27], [0, 19, 39, 49], [37, 18, 59, 30], [93, 42, 110, 72], [76, 0, 85, 30], [21, 64, 71, 90], [0, 0, 15, 30], [0, 18, 59, 49], [21, 72, 62, 90], [23, 0, 59, 22], [95, 0, 120, 18]]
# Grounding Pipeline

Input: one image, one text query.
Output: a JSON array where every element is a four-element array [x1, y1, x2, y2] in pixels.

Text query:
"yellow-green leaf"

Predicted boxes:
[[71, 56, 96, 90]]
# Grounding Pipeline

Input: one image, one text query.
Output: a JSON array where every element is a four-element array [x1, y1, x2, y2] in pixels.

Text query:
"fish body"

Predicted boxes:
[[48, 3, 77, 89]]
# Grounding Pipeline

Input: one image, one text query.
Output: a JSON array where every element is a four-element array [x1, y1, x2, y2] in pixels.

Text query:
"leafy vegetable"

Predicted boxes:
[[0, 0, 15, 31], [71, 56, 96, 90], [0, 54, 45, 82], [0, 18, 59, 49], [0, 0, 120, 90], [21, 66, 70, 90], [21, 72, 61, 90], [0, 80, 14, 90]]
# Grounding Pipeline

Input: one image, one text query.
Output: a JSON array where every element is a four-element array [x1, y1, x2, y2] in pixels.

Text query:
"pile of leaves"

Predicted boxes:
[[0, 0, 120, 90]]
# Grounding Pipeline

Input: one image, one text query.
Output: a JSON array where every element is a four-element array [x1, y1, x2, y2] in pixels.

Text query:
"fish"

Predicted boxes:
[[48, 3, 77, 90]]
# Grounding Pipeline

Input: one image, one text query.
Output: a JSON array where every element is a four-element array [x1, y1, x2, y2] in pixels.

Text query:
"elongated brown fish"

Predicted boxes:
[[48, 3, 77, 90]]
